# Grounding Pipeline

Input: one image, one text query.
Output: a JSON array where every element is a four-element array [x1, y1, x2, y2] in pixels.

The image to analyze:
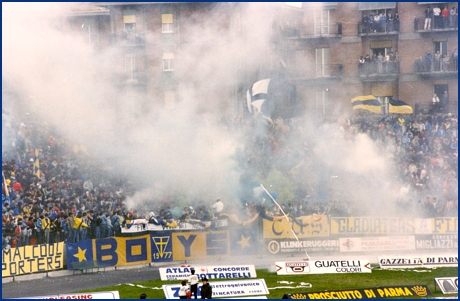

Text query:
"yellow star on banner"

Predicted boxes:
[[73, 247, 87, 262], [237, 234, 251, 250]]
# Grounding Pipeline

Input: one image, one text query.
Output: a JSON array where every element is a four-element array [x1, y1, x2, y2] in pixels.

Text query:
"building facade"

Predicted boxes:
[[63, 2, 458, 120]]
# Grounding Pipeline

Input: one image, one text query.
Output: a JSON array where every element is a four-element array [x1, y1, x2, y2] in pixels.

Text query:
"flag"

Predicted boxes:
[[388, 98, 413, 114], [351, 95, 381, 114], [33, 148, 40, 178], [66, 239, 94, 269]]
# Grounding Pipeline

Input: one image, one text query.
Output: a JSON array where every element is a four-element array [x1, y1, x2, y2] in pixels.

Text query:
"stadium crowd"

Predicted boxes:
[[2, 109, 458, 249]]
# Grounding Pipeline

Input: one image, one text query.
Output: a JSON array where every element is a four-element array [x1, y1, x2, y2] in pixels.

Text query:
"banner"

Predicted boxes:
[[150, 232, 173, 262], [331, 217, 458, 235], [172, 231, 229, 261], [159, 265, 256, 281], [282, 285, 431, 299], [66, 235, 154, 269], [163, 279, 269, 299], [121, 219, 228, 234], [230, 223, 260, 255], [415, 234, 458, 250], [378, 255, 458, 269], [263, 215, 329, 239], [339, 236, 415, 252], [266, 239, 339, 255], [435, 277, 458, 294], [276, 259, 371, 275], [17, 291, 120, 299], [2, 242, 64, 277]]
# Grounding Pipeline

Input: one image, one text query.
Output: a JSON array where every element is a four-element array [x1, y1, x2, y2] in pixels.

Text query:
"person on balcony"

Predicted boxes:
[[434, 51, 441, 71], [377, 53, 384, 73], [387, 12, 394, 31], [451, 48, 458, 71], [433, 5, 441, 29], [362, 14, 369, 33], [441, 54, 450, 72], [425, 52, 432, 71], [432, 94, 440, 114], [449, 7, 456, 28], [394, 12, 400, 31], [379, 11, 386, 32], [424, 7, 433, 30], [442, 6, 450, 29]]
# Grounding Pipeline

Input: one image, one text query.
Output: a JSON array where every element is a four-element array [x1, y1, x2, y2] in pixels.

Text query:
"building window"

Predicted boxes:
[[125, 54, 137, 81], [162, 14, 174, 33], [163, 52, 174, 71], [124, 14, 136, 33], [315, 89, 328, 117], [316, 48, 330, 77], [314, 10, 330, 35]]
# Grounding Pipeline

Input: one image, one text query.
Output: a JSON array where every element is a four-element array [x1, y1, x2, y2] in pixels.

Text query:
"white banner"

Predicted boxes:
[[16, 291, 120, 299], [378, 255, 458, 269], [159, 265, 207, 280], [275, 259, 372, 275], [160, 265, 256, 281], [435, 277, 458, 294], [162, 279, 269, 299], [122, 219, 228, 233], [339, 236, 415, 252]]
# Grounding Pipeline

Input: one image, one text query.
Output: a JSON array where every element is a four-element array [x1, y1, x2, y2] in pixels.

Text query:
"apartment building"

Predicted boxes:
[[64, 2, 458, 119]]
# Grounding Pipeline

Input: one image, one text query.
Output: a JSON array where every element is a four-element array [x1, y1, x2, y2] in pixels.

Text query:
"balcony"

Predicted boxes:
[[414, 16, 458, 33], [117, 71, 146, 86], [414, 59, 458, 79], [110, 32, 145, 47], [358, 62, 399, 82], [281, 23, 342, 39], [287, 64, 343, 80], [358, 21, 399, 36]]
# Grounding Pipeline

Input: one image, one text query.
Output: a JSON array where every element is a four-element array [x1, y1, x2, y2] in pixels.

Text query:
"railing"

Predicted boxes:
[[358, 61, 400, 76], [414, 59, 458, 73], [281, 23, 342, 38], [288, 64, 343, 79], [414, 16, 458, 31], [123, 71, 147, 85], [110, 32, 145, 46], [358, 20, 400, 35]]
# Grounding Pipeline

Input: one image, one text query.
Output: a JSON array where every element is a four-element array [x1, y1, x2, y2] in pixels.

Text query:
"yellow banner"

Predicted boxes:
[[172, 231, 229, 261], [263, 215, 330, 239], [2, 242, 64, 277], [93, 235, 151, 267], [331, 217, 417, 235], [432, 217, 458, 234]]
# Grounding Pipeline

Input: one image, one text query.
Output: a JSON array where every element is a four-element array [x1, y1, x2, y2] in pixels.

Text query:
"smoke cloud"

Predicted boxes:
[[3, 2, 422, 218]]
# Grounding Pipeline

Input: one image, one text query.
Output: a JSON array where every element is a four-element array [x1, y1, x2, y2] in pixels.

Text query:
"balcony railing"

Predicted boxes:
[[358, 21, 399, 35], [288, 64, 343, 79], [358, 62, 400, 77], [123, 71, 146, 85], [281, 23, 342, 39], [414, 16, 458, 32], [414, 59, 458, 73], [110, 32, 145, 46]]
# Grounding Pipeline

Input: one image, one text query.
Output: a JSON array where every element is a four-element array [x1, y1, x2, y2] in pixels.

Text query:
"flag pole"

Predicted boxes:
[[260, 184, 310, 261]]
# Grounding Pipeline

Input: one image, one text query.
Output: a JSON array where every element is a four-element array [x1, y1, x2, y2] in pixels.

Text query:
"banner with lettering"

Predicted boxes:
[[172, 231, 229, 261], [378, 254, 458, 269], [163, 279, 269, 299], [263, 214, 329, 239], [159, 265, 257, 281], [266, 239, 339, 255], [275, 259, 371, 275], [339, 236, 415, 252], [282, 285, 431, 299], [331, 217, 458, 235], [415, 234, 458, 250], [2, 242, 64, 277], [66, 235, 154, 269]]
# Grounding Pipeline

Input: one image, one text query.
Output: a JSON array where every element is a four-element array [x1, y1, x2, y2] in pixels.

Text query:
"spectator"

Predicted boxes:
[[424, 6, 433, 30], [442, 6, 450, 29]]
